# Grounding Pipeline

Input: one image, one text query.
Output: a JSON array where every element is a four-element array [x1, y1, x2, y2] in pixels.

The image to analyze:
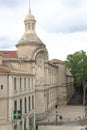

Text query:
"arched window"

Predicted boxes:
[[32, 23, 34, 30], [28, 24, 30, 30]]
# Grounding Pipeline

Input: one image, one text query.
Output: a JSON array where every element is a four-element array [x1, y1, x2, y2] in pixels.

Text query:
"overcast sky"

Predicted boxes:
[[0, 0, 87, 60]]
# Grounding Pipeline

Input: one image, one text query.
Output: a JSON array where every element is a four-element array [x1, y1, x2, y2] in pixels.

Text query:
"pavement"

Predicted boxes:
[[38, 126, 87, 130], [39, 105, 85, 123], [37, 105, 87, 130]]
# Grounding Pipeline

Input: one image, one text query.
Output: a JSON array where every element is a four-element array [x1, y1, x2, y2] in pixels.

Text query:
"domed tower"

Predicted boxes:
[[24, 10, 36, 34], [16, 9, 49, 119], [16, 10, 48, 61]]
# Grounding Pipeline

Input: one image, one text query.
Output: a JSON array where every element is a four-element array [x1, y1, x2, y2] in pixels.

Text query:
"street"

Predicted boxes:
[[38, 126, 86, 130], [37, 105, 87, 130]]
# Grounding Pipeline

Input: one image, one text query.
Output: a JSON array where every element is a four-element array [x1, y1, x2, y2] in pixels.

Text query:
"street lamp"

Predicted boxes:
[[59, 115, 63, 125], [85, 104, 87, 117], [56, 110, 58, 122]]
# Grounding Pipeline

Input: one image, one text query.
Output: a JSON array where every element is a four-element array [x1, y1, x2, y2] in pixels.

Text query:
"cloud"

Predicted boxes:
[[38, 0, 87, 34], [0, 0, 87, 60], [37, 28, 87, 60], [44, 15, 87, 33], [0, 36, 17, 49], [59, 0, 83, 8], [0, 0, 26, 8]]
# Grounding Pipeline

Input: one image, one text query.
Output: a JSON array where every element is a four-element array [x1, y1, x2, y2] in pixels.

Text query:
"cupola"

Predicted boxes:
[[24, 10, 36, 34]]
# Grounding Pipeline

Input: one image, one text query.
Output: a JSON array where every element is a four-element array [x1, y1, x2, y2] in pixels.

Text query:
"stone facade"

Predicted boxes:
[[0, 10, 74, 130], [50, 59, 74, 105], [0, 62, 35, 130]]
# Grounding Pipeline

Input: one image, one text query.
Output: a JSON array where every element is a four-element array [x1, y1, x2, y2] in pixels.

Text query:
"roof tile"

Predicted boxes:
[[0, 51, 18, 58]]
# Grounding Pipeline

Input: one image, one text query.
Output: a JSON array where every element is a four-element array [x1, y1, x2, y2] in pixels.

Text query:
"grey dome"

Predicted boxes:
[[16, 33, 44, 47], [25, 12, 35, 21]]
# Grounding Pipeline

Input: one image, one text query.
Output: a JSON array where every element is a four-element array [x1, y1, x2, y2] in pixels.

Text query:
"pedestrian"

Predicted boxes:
[[55, 104, 57, 109]]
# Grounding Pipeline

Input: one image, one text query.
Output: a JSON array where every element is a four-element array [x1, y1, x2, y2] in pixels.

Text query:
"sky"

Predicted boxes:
[[0, 0, 87, 60]]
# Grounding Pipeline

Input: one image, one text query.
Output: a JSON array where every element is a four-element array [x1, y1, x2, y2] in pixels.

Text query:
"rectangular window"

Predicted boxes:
[[14, 124, 17, 130], [28, 96, 30, 111], [32, 95, 34, 109], [14, 100, 17, 110], [25, 98, 27, 113], [29, 115, 34, 130], [20, 121, 22, 130], [24, 118, 26, 130], [20, 78, 22, 89], [24, 78, 26, 89], [28, 78, 30, 88], [31, 78, 33, 89], [1, 85, 3, 90], [14, 78, 16, 90], [20, 99, 22, 114]]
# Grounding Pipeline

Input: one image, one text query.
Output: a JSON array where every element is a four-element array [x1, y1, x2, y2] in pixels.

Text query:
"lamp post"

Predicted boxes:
[[56, 110, 58, 122], [59, 115, 63, 125], [85, 104, 87, 118]]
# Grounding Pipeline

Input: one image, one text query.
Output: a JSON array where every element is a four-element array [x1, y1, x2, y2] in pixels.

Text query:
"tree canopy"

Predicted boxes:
[[65, 50, 87, 94]]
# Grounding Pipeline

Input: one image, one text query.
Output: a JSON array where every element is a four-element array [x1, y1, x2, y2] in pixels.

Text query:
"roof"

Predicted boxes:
[[16, 33, 44, 47], [0, 51, 18, 58], [25, 12, 36, 21], [0, 65, 34, 76], [50, 59, 64, 65], [16, 11, 44, 47], [0, 65, 11, 73]]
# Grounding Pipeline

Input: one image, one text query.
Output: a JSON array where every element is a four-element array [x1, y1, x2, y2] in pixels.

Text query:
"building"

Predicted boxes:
[[50, 59, 74, 105], [0, 9, 74, 130], [0, 56, 35, 130]]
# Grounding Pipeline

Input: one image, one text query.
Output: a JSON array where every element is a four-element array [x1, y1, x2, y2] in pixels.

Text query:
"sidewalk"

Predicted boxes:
[[38, 106, 86, 130], [39, 105, 85, 123], [38, 126, 86, 130], [44, 106, 85, 122]]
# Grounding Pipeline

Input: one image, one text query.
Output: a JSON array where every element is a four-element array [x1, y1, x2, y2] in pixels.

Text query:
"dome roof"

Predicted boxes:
[[25, 12, 35, 21], [16, 11, 44, 47], [16, 33, 44, 47]]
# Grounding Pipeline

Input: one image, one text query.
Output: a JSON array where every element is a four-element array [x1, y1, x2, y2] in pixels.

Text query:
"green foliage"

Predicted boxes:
[[65, 50, 87, 93]]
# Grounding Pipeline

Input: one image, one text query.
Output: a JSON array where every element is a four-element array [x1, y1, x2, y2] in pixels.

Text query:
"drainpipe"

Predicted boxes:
[[7, 74, 9, 122]]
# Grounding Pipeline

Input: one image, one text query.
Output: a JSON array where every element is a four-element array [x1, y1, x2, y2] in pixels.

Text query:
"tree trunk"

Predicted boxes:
[[82, 80, 87, 105], [83, 85, 86, 105]]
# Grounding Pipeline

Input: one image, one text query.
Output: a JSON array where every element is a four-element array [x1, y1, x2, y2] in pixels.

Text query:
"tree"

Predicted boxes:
[[65, 50, 87, 105]]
